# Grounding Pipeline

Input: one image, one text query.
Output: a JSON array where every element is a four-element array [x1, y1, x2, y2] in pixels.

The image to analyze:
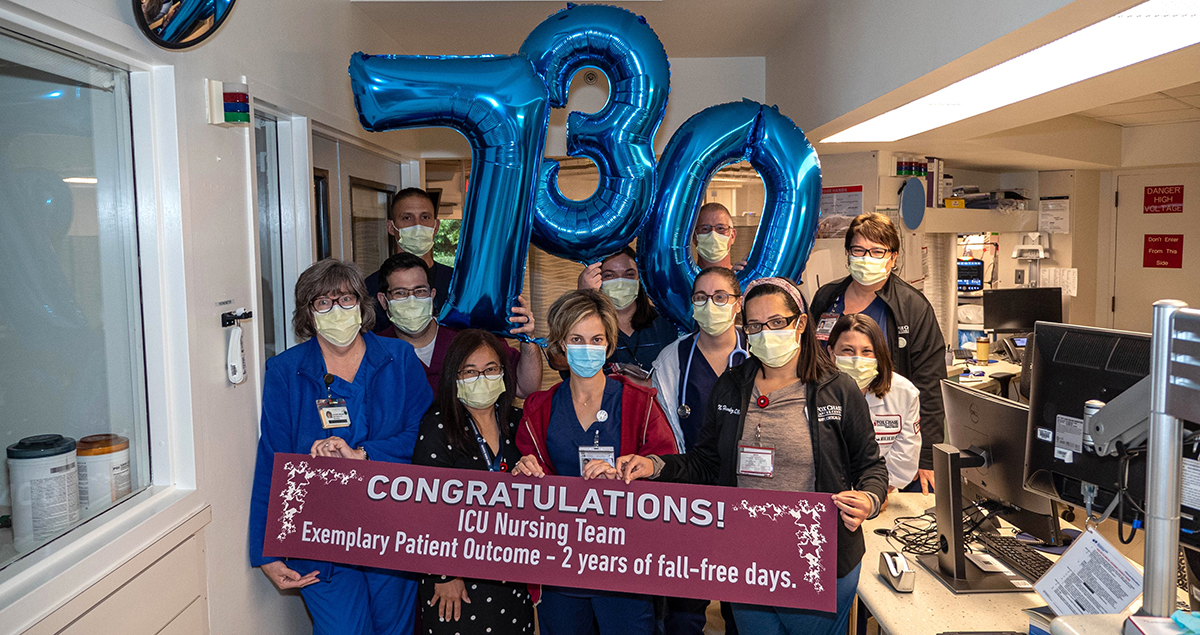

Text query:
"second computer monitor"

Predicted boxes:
[[983, 287, 1063, 332], [943, 380, 1054, 517]]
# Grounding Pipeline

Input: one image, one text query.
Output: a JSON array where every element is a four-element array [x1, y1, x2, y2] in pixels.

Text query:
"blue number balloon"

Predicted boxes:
[[639, 99, 823, 329], [519, 4, 669, 263], [349, 53, 550, 334]]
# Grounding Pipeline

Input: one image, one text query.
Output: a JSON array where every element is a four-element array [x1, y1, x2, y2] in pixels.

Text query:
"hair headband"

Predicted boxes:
[[743, 277, 807, 314]]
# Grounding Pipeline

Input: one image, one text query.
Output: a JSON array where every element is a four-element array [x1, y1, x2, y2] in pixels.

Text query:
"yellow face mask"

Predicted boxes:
[[388, 296, 434, 335], [313, 306, 361, 347], [601, 278, 639, 310], [457, 374, 505, 410], [748, 329, 800, 368], [695, 231, 731, 262], [836, 355, 879, 391]]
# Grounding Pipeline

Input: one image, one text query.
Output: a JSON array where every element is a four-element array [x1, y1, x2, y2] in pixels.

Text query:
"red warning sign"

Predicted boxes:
[[1144, 185, 1183, 214], [1143, 234, 1183, 268]]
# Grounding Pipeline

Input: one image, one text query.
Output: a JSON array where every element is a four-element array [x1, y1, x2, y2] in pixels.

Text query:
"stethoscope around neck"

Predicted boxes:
[[677, 330, 749, 419]]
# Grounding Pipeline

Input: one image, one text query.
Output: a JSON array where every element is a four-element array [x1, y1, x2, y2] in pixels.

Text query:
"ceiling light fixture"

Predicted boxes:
[[821, 0, 1200, 143], [62, 177, 98, 184]]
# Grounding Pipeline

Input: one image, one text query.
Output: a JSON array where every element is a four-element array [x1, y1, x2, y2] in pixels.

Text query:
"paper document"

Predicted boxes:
[[1034, 527, 1142, 616], [1040, 268, 1078, 297], [1039, 198, 1070, 234]]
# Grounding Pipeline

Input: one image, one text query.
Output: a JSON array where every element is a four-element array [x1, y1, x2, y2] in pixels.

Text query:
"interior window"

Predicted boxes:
[[0, 29, 149, 570]]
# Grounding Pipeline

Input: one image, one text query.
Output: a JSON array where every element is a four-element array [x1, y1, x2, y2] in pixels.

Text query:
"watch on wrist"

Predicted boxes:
[[357, 445, 368, 460]]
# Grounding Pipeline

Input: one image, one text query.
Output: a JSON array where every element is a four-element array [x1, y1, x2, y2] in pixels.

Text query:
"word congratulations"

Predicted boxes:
[[349, 4, 822, 331], [366, 475, 726, 529]]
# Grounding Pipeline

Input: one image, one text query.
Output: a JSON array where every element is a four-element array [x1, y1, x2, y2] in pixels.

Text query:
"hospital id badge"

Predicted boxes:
[[816, 312, 839, 342], [737, 445, 775, 477], [317, 398, 351, 429], [578, 445, 616, 473]]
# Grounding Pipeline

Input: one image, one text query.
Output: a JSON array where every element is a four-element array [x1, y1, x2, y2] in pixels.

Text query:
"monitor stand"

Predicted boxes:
[[917, 443, 1032, 594]]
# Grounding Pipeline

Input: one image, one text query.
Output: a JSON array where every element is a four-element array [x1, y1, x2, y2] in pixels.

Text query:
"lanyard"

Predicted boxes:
[[679, 331, 749, 418], [470, 416, 505, 472]]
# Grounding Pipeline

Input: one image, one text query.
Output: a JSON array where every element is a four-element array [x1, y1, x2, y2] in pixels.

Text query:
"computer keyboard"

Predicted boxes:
[[977, 533, 1054, 582]]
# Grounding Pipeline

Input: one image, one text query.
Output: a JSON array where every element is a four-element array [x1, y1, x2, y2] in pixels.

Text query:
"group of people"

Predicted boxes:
[[248, 189, 948, 635]]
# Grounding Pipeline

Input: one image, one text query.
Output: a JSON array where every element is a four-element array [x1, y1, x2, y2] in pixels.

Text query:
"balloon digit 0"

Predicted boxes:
[[349, 53, 550, 334], [519, 4, 669, 263], [639, 100, 822, 329]]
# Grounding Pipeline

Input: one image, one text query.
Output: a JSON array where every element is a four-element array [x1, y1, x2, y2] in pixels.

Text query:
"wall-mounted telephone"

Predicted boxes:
[[222, 307, 253, 385]]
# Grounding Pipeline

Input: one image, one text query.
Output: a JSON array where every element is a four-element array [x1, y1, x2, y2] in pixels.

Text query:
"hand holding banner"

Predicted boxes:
[[264, 454, 837, 612]]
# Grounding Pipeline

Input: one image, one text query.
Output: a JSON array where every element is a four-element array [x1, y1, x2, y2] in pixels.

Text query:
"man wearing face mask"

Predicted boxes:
[[810, 213, 945, 496], [249, 259, 431, 635], [365, 188, 454, 333], [693, 203, 737, 269], [376, 253, 543, 398]]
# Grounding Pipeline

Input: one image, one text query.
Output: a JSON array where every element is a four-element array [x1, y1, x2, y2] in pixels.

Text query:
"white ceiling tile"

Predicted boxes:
[[1163, 82, 1200, 98], [1079, 99, 1193, 117], [1100, 109, 1200, 126]]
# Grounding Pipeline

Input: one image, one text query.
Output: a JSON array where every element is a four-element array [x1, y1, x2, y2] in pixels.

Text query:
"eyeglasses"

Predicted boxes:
[[744, 314, 800, 334], [691, 291, 740, 306], [848, 246, 891, 259], [458, 365, 504, 381], [384, 286, 431, 301], [312, 294, 358, 313], [697, 224, 732, 236]]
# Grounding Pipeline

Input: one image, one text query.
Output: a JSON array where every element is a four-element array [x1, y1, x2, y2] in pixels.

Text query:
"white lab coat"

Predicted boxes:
[[865, 372, 922, 490]]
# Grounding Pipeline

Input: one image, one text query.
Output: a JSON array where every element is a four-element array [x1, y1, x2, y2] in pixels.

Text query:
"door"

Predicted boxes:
[[254, 113, 286, 359], [1113, 169, 1200, 332]]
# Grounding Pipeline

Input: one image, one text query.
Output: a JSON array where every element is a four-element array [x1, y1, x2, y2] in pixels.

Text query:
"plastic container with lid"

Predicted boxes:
[[76, 434, 132, 512], [6, 434, 79, 551]]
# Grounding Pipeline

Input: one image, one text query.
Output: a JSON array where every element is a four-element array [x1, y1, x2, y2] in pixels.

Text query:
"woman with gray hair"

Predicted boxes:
[[248, 258, 432, 635]]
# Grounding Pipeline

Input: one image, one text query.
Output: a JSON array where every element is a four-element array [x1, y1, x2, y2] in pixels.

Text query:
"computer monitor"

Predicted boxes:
[[983, 288, 1063, 332], [942, 381, 1064, 546], [1022, 321, 1200, 552]]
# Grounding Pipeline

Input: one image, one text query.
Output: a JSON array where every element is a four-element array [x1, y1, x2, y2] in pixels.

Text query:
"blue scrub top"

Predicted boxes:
[[546, 376, 623, 477], [248, 332, 432, 571], [610, 314, 680, 371], [676, 331, 748, 451], [832, 294, 890, 346]]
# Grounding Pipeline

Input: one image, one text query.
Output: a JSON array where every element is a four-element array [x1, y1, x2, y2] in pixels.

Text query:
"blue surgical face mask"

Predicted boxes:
[[565, 344, 607, 378]]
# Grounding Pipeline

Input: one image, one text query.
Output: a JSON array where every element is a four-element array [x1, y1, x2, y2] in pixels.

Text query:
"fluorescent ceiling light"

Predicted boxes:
[[822, 0, 1200, 143], [62, 177, 97, 184]]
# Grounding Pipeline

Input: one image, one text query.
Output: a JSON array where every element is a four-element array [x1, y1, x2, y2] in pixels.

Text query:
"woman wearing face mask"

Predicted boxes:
[[617, 278, 887, 635], [578, 247, 681, 374], [249, 259, 432, 635], [411, 329, 534, 634], [810, 212, 945, 496], [648, 267, 748, 634], [513, 289, 677, 635], [828, 314, 922, 493]]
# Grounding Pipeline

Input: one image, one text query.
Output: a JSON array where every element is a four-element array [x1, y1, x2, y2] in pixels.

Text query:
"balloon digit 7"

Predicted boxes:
[[639, 100, 822, 330], [349, 53, 550, 334], [519, 4, 669, 263]]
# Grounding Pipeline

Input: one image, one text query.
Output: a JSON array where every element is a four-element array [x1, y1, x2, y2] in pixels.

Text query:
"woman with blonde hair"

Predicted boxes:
[[513, 289, 676, 635]]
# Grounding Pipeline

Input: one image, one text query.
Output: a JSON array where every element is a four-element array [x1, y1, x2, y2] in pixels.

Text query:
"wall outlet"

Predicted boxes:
[[1014, 269, 1025, 285]]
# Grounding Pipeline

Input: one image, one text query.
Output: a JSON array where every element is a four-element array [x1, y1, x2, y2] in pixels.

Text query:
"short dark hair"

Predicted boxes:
[[390, 187, 437, 220], [601, 246, 658, 330], [743, 279, 833, 384], [378, 252, 430, 292], [828, 313, 893, 398], [693, 266, 741, 295], [292, 259, 374, 340], [436, 329, 515, 455], [844, 212, 901, 254]]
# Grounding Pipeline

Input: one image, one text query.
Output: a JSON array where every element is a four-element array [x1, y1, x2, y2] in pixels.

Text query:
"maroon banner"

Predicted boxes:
[[264, 454, 837, 611]]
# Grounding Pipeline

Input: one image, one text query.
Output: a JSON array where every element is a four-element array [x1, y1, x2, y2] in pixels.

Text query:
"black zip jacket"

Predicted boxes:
[[810, 275, 947, 471], [656, 359, 888, 579]]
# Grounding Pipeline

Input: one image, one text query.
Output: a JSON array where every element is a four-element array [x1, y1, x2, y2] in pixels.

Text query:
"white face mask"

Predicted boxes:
[[388, 296, 434, 335], [848, 254, 891, 286], [601, 278, 640, 310], [748, 328, 801, 368], [457, 374, 505, 410], [313, 306, 361, 348], [396, 223, 436, 256], [836, 355, 879, 391], [693, 300, 735, 336], [695, 231, 731, 263]]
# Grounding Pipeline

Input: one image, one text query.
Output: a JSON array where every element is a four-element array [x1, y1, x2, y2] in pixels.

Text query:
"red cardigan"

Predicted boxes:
[[516, 374, 677, 474]]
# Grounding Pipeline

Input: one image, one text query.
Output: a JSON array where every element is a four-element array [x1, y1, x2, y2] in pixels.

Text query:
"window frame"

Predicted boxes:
[[0, 16, 200, 631]]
